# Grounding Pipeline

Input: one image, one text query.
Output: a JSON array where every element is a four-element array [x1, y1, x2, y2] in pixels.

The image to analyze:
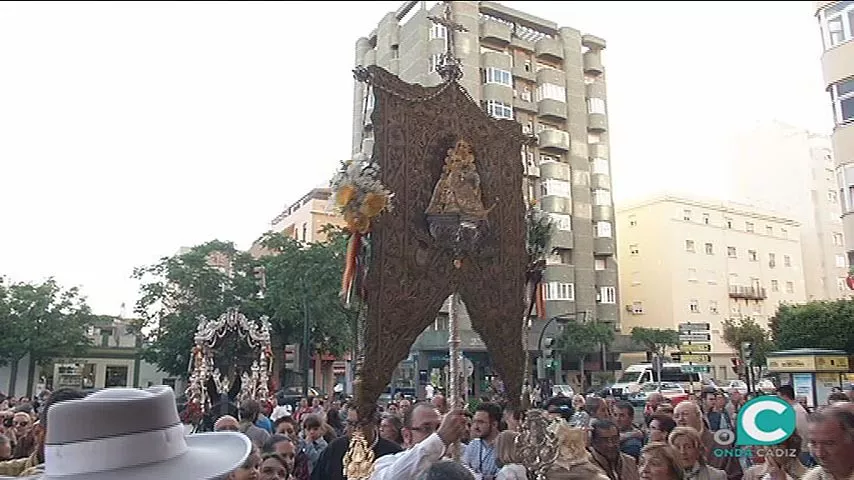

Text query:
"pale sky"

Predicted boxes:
[[0, 1, 831, 315]]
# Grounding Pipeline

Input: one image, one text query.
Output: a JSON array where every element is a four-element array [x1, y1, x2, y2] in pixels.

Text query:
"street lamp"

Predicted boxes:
[[536, 312, 587, 381]]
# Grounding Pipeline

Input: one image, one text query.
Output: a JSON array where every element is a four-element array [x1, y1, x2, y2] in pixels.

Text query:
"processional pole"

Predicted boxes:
[[447, 292, 462, 459]]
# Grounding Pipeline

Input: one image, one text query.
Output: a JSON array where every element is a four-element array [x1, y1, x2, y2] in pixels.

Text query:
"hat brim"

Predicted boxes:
[[39, 432, 251, 480]]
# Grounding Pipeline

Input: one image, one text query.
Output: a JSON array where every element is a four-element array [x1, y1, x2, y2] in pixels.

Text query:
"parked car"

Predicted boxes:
[[552, 385, 575, 398], [276, 386, 320, 408], [723, 380, 749, 396], [628, 382, 690, 407], [756, 378, 776, 394]]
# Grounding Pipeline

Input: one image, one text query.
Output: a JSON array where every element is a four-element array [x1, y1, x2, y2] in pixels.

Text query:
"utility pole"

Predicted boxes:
[[301, 275, 312, 398]]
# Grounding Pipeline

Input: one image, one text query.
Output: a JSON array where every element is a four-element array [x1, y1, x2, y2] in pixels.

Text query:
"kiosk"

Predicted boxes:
[[766, 348, 849, 408]]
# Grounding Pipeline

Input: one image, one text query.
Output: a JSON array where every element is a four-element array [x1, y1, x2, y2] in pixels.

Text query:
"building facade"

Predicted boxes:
[[351, 1, 620, 390], [815, 2, 854, 265], [728, 121, 849, 300], [616, 195, 806, 381]]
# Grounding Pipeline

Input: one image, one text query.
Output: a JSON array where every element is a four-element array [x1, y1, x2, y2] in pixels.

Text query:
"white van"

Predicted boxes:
[[606, 363, 706, 399]]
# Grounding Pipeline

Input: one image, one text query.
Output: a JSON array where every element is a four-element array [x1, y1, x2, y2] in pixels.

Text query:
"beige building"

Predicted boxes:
[[814, 2, 854, 266], [352, 0, 620, 388], [617, 195, 806, 381], [728, 121, 849, 300]]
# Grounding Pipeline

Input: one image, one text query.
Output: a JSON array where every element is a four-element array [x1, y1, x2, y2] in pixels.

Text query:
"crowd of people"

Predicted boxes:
[[0, 383, 851, 479]]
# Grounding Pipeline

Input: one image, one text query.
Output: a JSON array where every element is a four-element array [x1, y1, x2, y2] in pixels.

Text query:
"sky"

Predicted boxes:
[[0, 1, 832, 315]]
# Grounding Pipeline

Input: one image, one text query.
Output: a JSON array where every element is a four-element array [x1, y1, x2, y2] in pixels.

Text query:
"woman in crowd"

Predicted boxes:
[[228, 446, 262, 480], [379, 413, 404, 447], [742, 432, 807, 480], [668, 427, 726, 480], [648, 414, 677, 443], [639, 442, 684, 480], [259, 452, 293, 480], [495, 430, 527, 480]]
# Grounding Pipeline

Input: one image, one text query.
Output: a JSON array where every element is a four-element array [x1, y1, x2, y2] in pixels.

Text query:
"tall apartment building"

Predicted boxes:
[[352, 1, 619, 387], [814, 2, 854, 265], [728, 121, 849, 300], [616, 195, 806, 381]]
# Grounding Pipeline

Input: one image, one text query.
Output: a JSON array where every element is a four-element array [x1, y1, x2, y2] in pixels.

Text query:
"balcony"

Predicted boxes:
[[538, 128, 570, 152], [728, 285, 767, 300], [480, 20, 512, 45], [538, 98, 567, 122], [535, 37, 563, 62], [583, 51, 603, 75], [594, 237, 615, 256], [588, 112, 607, 132]]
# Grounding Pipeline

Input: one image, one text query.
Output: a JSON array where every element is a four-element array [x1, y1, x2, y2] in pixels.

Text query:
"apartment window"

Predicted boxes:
[[631, 271, 641, 285], [784, 255, 792, 267], [628, 215, 637, 227], [704, 243, 714, 255], [591, 158, 610, 175], [833, 232, 844, 246], [302, 223, 308, 241], [598, 286, 616, 304], [629, 244, 639, 255], [546, 282, 575, 301], [428, 54, 443, 73], [588, 133, 601, 144], [540, 154, 558, 164], [766, 226, 773, 235], [709, 300, 719, 314], [688, 268, 698, 282], [836, 254, 847, 268], [819, 1, 854, 49], [587, 98, 606, 114], [830, 77, 854, 125], [748, 250, 758, 261], [726, 217, 733, 229], [781, 228, 788, 239], [545, 251, 563, 265], [685, 240, 696, 253], [483, 67, 512, 86], [727, 246, 737, 258], [524, 59, 532, 72], [549, 213, 572, 231], [541, 179, 571, 198], [595, 221, 612, 238], [838, 278, 848, 292], [683, 209, 692, 221], [771, 280, 779, 292], [592, 189, 611, 206], [785, 281, 794, 294], [631, 301, 644, 314], [707, 270, 718, 284], [536, 83, 567, 102], [689, 299, 700, 313], [746, 222, 755, 233], [595, 258, 606, 270], [430, 23, 448, 40], [829, 190, 840, 203], [702, 213, 710, 225], [485, 100, 513, 119]]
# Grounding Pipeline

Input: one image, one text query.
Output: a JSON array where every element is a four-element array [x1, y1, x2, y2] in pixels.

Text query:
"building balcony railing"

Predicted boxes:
[[728, 285, 767, 300]]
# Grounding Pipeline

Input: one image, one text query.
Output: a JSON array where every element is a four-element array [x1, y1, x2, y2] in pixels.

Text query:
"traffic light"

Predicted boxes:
[[731, 357, 743, 375], [253, 266, 267, 298], [543, 337, 555, 358], [741, 342, 754, 365], [284, 344, 299, 371]]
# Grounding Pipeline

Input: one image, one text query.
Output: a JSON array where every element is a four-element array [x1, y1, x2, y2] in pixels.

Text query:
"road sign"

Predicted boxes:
[[679, 333, 711, 342], [680, 343, 711, 352], [679, 354, 712, 363], [681, 365, 711, 373], [678, 322, 711, 332]]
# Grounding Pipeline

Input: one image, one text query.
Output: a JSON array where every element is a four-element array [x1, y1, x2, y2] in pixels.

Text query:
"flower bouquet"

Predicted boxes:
[[328, 155, 394, 304]]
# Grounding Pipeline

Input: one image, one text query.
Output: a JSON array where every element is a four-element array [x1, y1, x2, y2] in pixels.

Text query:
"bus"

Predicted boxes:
[[606, 363, 709, 399]]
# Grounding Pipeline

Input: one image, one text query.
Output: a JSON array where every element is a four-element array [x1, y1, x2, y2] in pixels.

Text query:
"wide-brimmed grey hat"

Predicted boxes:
[[35, 386, 251, 479]]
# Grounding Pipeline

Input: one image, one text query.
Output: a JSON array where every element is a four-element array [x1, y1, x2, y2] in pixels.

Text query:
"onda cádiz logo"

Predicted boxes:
[[713, 396, 798, 458]]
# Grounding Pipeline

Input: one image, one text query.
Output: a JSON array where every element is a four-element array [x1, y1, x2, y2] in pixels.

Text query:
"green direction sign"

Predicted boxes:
[[678, 322, 710, 332], [681, 365, 711, 374], [680, 343, 711, 353]]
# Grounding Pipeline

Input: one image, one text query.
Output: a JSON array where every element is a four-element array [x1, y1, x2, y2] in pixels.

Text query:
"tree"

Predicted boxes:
[[556, 320, 615, 391], [770, 300, 854, 353], [722, 317, 774, 366], [0, 277, 94, 394], [132, 228, 355, 388], [630, 327, 680, 360]]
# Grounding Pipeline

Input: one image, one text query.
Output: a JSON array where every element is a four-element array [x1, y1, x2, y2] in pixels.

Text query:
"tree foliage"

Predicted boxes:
[[0, 277, 94, 367], [556, 320, 615, 357], [132, 227, 356, 383], [630, 327, 680, 357], [770, 300, 854, 353], [722, 316, 774, 365]]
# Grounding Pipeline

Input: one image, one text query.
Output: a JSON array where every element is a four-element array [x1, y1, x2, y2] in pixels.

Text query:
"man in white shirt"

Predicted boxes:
[[370, 403, 468, 480], [777, 385, 812, 465]]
